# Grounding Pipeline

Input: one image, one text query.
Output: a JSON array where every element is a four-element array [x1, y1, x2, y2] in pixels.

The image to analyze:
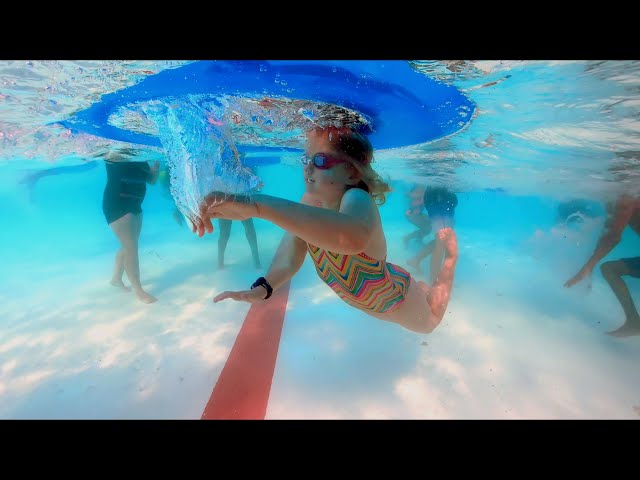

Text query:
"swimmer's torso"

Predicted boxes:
[[307, 244, 411, 314]]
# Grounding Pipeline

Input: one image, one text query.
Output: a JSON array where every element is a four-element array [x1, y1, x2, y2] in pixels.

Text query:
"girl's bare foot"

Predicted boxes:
[[607, 319, 640, 337], [135, 288, 157, 304], [110, 280, 131, 291], [437, 228, 458, 259]]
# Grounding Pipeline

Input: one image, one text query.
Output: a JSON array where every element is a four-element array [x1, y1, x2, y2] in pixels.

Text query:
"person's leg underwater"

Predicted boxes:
[[110, 213, 157, 304], [600, 258, 640, 337], [217, 219, 232, 269], [241, 218, 261, 269]]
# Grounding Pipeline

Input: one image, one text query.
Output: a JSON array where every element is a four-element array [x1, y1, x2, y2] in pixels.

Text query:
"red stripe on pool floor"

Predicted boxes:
[[201, 281, 291, 420]]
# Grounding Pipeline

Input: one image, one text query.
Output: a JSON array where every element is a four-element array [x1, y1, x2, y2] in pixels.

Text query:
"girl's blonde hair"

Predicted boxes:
[[324, 126, 392, 205]]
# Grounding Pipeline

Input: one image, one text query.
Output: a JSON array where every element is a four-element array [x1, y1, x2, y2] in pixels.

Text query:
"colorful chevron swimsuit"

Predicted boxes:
[[307, 244, 411, 313]]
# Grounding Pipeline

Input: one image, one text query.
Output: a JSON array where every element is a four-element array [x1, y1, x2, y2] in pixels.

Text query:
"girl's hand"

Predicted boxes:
[[213, 287, 268, 303], [190, 192, 259, 237]]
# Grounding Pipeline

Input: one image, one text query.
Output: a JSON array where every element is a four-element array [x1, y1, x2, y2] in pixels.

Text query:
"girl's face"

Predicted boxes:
[[303, 129, 359, 202]]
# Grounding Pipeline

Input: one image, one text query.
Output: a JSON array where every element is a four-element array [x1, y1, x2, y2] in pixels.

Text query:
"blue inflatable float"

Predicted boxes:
[[59, 60, 475, 152]]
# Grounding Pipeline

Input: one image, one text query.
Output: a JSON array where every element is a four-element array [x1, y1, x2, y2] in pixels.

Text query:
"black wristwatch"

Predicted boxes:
[[251, 276, 273, 299]]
